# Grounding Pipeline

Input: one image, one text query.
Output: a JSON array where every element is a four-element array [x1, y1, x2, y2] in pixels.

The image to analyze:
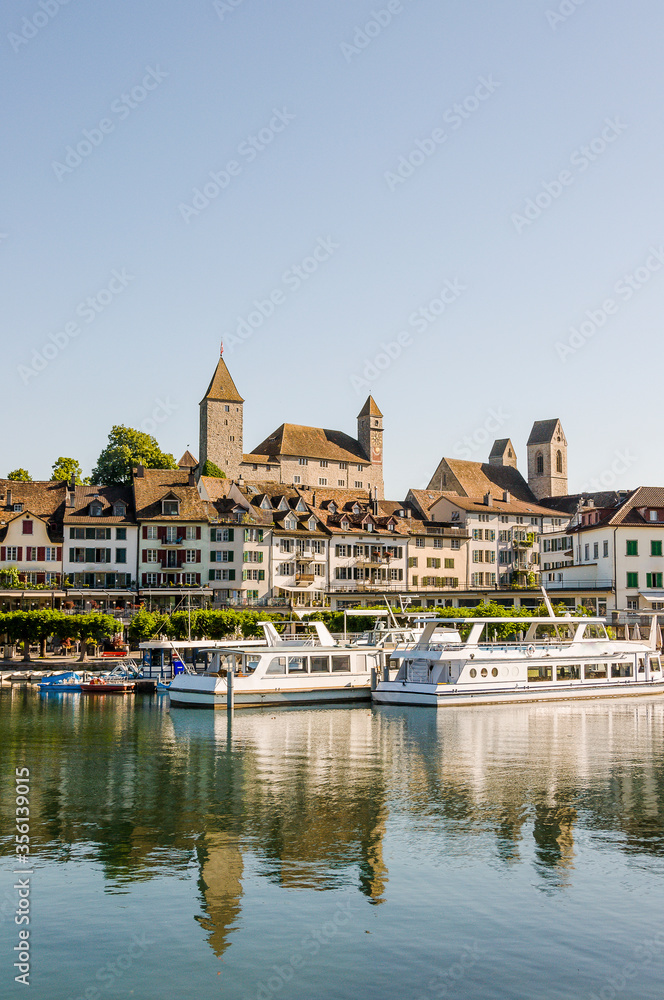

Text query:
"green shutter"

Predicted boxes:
[[647, 573, 653, 588], [259, 570, 265, 581], [258, 529, 263, 542], [652, 541, 662, 557], [229, 570, 235, 581], [209, 569, 215, 581], [228, 551, 234, 562], [243, 552, 249, 562], [228, 528, 234, 541]]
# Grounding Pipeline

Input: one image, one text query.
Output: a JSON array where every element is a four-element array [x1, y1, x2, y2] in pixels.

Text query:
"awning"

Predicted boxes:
[[639, 591, 664, 603]]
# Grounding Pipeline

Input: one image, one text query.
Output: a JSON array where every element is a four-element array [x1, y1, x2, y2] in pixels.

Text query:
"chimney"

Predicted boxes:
[[502, 490, 510, 503], [69, 473, 76, 489], [134, 465, 145, 478], [188, 472, 196, 487], [6, 488, 12, 508], [312, 492, 317, 507], [483, 492, 492, 506]]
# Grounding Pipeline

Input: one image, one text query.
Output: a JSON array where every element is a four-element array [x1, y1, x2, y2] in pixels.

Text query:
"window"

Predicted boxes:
[[112, 502, 126, 517], [12, 503, 23, 512], [584, 544, 589, 561], [183, 573, 198, 585], [211, 568, 236, 581], [626, 540, 638, 556], [146, 526, 158, 539], [444, 558, 454, 569], [298, 458, 308, 466], [652, 541, 663, 557], [433, 538, 443, 548], [320, 460, 328, 468], [165, 526, 178, 542], [116, 548, 127, 564], [339, 463, 347, 471], [311, 540, 325, 553], [427, 558, 441, 569], [412, 575, 418, 586], [647, 573, 663, 588], [650, 510, 659, 521], [293, 476, 301, 484], [338, 480, 345, 486], [528, 664, 553, 682], [556, 664, 580, 681], [332, 655, 351, 672], [319, 478, 328, 486], [243, 551, 264, 563], [603, 540, 609, 558], [70, 527, 84, 539], [145, 573, 158, 586], [408, 557, 418, 568], [45, 547, 56, 561], [224, 405, 230, 412], [354, 481, 363, 489], [22, 520, 33, 535], [556, 450, 563, 473], [185, 550, 197, 563], [450, 539, 460, 550], [472, 529, 481, 541], [163, 500, 179, 515], [90, 503, 102, 517], [536, 453, 544, 475], [116, 527, 127, 540], [415, 538, 425, 548], [310, 656, 329, 673], [611, 662, 633, 678], [593, 543, 599, 559], [244, 528, 264, 542], [146, 550, 158, 563], [584, 663, 607, 679], [626, 572, 639, 589]]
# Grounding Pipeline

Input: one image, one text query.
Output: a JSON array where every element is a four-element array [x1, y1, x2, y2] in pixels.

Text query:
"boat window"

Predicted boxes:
[[584, 663, 607, 680], [637, 657, 645, 674], [218, 653, 243, 673], [244, 655, 260, 674], [469, 668, 477, 678], [332, 655, 351, 672], [652, 656, 662, 671], [556, 664, 580, 681], [310, 656, 330, 673], [288, 656, 307, 674], [611, 662, 632, 678], [480, 668, 488, 678], [266, 656, 287, 675], [583, 624, 607, 639], [528, 665, 553, 682], [491, 667, 498, 678]]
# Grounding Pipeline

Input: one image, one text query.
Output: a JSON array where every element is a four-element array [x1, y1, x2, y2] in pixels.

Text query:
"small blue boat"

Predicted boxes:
[[39, 672, 85, 692]]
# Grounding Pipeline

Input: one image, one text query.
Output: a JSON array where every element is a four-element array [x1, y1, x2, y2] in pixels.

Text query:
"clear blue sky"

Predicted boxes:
[[3, 0, 663, 497]]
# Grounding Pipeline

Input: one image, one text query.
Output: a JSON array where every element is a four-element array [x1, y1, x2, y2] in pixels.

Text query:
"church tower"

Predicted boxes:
[[527, 419, 568, 499], [357, 396, 384, 498], [199, 347, 244, 479]]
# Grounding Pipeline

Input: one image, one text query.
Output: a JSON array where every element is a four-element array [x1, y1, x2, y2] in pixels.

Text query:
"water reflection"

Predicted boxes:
[[2, 690, 664, 961]]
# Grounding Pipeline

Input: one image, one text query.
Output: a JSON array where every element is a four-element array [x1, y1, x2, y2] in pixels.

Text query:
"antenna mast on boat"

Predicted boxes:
[[540, 586, 556, 618]]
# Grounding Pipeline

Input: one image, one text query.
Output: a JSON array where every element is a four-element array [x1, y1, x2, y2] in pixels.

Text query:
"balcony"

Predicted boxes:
[[295, 573, 315, 586], [162, 537, 184, 547], [295, 550, 314, 562]]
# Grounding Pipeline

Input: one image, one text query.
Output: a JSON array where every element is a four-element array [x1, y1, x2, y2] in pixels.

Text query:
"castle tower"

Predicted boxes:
[[488, 438, 517, 469], [357, 396, 384, 498], [199, 348, 244, 479], [527, 419, 568, 499]]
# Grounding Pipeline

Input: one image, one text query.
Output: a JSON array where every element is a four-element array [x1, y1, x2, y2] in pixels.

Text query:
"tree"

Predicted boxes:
[[7, 469, 31, 482], [91, 426, 177, 486], [1, 610, 69, 662], [69, 613, 117, 661], [127, 609, 168, 644], [201, 460, 226, 478], [51, 457, 84, 484], [0, 567, 21, 589]]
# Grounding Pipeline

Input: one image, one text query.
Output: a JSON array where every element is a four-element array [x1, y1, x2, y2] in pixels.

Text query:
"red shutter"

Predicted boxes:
[[37, 547, 45, 561], [17, 547, 22, 560], [196, 573, 201, 585], [177, 550, 185, 566], [196, 526, 201, 540], [142, 526, 148, 539], [196, 550, 201, 563], [56, 547, 62, 561], [142, 573, 147, 586], [159, 549, 166, 565], [37, 574, 45, 585], [141, 550, 147, 562], [158, 526, 166, 540], [26, 548, 32, 562], [0, 547, 5, 561]]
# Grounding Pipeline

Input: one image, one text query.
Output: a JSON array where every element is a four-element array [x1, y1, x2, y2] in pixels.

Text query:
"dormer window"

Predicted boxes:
[[112, 502, 126, 517], [650, 510, 659, 521], [387, 522, 395, 531], [90, 502, 103, 517], [295, 499, 307, 512], [308, 517, 317, 531], [162, 500, 179, 516], [352, 503, 361, 514], [328, 501, 338, 514], [13, 503, 24, 512], [366, 523, 374, 532], [284, 515, 297, 531], [277, 498, 289, 512], [260, 497, 272, 510], [340, 519, 350, 530]]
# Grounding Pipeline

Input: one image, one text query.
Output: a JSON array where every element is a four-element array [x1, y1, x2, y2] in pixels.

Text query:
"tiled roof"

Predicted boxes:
[[241, 454, 277, 466], [357, 396, 383, 418], [63, 485, 134, 524], [538, 492, 627, 516], [178, 450, 198, 469], [201, 357, 244, 404], [488, 438, 515, 459], [439, 491, 561, 517], [431, 458, 536, 503], [133, 469, 211, 521], [606, 487, 664, 526], [250, 424, 369, 464], [0, 508, 63, 544], [199, 476, 233, 502], [527, 419, 563, 445], [0, 480, 66, 519]]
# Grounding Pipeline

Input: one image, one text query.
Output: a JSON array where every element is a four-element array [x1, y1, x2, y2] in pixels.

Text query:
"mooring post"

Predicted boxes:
[[227, 667, 234, 714]]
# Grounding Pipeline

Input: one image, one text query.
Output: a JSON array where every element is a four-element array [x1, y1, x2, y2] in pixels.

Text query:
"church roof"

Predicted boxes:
[[527, 419, 562, 445], [201, 357, 244, 404], [489, 438, 513, 458], [435, 458, 537, 503], [250, 423, 369, 464], [357, 396, 382, 418]]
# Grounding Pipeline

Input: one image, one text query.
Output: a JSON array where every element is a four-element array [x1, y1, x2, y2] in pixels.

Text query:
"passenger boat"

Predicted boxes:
[[168, 621, 390, 709], [372, 603, 664, 708]]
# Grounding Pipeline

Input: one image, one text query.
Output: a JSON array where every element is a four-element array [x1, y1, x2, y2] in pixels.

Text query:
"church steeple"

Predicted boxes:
[[357, 396, 384, 498], [199, 345, 244, 478]]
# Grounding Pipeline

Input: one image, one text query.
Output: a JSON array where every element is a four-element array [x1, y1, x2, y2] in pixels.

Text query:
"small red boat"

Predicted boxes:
[[80, 678, 135, 694]]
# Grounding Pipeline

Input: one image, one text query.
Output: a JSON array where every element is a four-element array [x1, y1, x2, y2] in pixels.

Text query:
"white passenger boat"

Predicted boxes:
[[167, 620, 409, 709], [373, 605, 664, 708]]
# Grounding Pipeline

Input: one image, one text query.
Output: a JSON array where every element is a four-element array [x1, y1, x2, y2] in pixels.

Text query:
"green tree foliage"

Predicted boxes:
[[69, 613, 117, 662], [0, 567, 21, 589], [7, 469, 31, 482], [91, 425, 177, 486], [126, 608, 166, 644], [201, 460, 226, 478], [0, 610, 71, 661], [51, 457, 84, 484]]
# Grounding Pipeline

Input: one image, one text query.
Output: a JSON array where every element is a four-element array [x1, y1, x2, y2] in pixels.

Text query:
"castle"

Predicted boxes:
[[197, 351, 567, 502]]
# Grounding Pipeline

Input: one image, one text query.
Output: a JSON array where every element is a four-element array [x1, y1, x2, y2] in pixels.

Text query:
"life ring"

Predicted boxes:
[[526, 644, 536, 658]]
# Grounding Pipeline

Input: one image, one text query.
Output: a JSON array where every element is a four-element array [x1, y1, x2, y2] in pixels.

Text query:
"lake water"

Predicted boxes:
[[2, 687, 664, 999]]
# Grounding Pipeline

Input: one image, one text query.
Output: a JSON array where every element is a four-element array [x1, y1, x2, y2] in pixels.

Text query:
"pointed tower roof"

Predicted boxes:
[[357, 395, 383, 418], [178, 450, 198, 470], [527, 419, 564, 446], [201, 356, 244, 404]]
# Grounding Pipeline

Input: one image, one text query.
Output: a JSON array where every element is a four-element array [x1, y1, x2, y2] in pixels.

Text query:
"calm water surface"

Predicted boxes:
[[2, 687, 664, 999]]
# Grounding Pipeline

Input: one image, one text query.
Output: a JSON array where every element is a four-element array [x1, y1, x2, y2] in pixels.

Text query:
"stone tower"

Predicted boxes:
[[199, 350, 244, 479], [488, 438, 517, 469], [357, 396, 384, 498], [527, 419, 568, 499]]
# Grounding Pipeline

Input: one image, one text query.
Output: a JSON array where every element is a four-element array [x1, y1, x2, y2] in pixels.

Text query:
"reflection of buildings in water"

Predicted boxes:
[[377, 699, 664, 884], [175, 708, 390, 957], [195, 833, 243, 959]]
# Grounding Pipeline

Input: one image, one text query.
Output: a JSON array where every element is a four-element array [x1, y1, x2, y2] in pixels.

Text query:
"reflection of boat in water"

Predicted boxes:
[[374, 604, 664, 707], [168, 622, 391, 709]]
